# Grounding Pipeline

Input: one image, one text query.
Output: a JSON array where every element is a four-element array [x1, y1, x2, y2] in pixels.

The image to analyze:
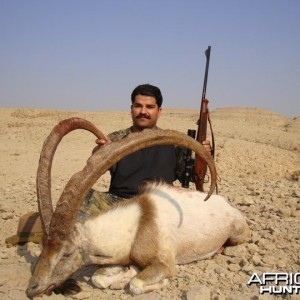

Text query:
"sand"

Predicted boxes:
[[0, 107, 299, 299]]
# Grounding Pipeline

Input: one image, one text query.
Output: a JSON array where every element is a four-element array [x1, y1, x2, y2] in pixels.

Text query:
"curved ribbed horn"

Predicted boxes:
[[49, 129, 217, 240], [37, 117, 106, 236]]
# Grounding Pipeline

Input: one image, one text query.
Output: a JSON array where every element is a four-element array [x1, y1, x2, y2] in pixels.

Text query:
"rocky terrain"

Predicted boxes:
[[0, 107, 299, 299]]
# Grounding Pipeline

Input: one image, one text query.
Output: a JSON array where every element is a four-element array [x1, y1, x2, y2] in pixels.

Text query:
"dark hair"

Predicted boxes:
[[131, 84, 163, 108]]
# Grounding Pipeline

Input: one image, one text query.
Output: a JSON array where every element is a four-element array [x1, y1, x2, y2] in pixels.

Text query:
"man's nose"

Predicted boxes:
[[140, 106, 148, 114]]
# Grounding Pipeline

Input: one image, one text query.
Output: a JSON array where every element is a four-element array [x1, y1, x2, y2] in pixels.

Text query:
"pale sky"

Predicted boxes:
[[0, 0, 299, 117]]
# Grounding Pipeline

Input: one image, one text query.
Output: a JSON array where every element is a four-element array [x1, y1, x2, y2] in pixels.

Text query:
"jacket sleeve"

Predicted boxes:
[[107, 128, 132, 175]]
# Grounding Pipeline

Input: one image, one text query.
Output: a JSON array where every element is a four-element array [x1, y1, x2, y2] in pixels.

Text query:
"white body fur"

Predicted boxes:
[[80, 203, 142, 263]]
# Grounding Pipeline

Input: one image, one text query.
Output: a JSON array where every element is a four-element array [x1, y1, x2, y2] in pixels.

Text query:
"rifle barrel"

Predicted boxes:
[[201, 46, 211, 101]]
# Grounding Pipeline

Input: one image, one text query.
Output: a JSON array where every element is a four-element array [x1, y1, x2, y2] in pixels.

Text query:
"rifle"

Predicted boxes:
[[181, 46, 215, 191]]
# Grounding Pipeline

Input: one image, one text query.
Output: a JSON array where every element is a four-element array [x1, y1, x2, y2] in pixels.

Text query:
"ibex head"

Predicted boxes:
[[26, 118, 217, 298], [27, 235, 83, 297]]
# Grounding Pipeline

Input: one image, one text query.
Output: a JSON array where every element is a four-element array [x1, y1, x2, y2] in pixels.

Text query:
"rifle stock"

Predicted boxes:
[[194, 98, 209, 191]]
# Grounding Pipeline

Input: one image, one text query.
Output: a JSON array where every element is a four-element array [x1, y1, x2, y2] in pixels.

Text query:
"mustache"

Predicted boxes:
[[136, 114, 150, 119]]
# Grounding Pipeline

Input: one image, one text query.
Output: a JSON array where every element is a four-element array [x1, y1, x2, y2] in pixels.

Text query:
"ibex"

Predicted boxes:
[[26, 118, 250, 298]]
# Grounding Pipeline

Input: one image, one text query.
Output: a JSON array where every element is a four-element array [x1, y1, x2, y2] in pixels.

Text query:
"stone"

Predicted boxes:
[[186, 285, 211, 300]]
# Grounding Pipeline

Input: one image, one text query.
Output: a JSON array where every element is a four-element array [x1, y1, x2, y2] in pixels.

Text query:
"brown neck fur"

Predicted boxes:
[[128, 194, 159, 268]]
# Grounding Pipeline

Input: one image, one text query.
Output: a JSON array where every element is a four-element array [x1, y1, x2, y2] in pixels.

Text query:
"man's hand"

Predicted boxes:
[[202, 140, 212, 154], [95, 135, 111, 146], [92, 136, 111, 154]]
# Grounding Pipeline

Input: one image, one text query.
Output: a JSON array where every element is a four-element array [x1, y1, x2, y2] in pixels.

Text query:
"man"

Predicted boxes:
[[93, 83, 211, 200]]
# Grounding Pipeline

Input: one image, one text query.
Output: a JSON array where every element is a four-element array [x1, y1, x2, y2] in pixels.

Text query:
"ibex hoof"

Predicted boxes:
[[130, 278, 169, 295], [92, 266, 138, 290], [129, 278, 145, 295]]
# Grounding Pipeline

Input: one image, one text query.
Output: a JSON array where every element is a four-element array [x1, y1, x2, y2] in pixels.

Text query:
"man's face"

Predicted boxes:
[[131, 95, 161, 131]]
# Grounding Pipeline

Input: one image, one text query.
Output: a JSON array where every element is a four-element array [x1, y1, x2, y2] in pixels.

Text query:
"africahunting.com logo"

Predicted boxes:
[[248, 272, 300, 295]]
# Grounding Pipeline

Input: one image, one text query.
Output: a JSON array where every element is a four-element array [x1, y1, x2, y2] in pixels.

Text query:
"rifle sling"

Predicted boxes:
[[207, 110, 215, 159], [207, 110, 218, 194]]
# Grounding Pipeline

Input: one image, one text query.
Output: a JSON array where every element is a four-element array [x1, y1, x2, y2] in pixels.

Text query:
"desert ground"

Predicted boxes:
[[0, 107, 299, 300]]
